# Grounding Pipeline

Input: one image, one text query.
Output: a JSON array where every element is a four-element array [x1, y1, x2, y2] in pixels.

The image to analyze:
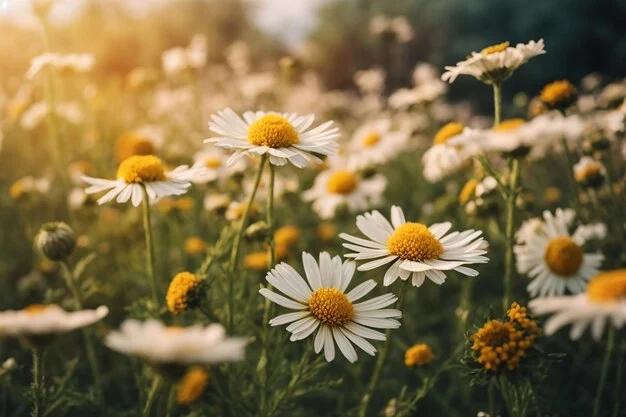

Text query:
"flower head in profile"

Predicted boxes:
[[530, 269, 626, 340], [190, 147, 246, 184], [540, 80, 577, 111], [176, 366, 209, 405], [345, 119, 409, 169], [82, 155, 205, 207], [166, 272, 203, 315], [105, 320, 246, 364], [205, 109, 339, 168], [302, 167, 387, 219], [340, 206, 489, 287], [404, 343, 433, 367], [114, 125, 164, 163], [259, 252, 402, 363], [442, 39, 545, 85], [515, 209, 604, 297], [422, 123, 477, 183], [26, 52, 94, 80], [573, 156, 605, 188]]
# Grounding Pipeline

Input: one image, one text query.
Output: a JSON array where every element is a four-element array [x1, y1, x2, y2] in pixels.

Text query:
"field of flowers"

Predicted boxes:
[[0, 1, 625, 417]]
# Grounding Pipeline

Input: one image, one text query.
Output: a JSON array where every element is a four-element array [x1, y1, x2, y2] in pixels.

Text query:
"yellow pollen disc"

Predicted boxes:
[[117, 155, 166, 184], [459, 179, 478, 205], [176, 367, 209, 405], [540, 80, 575, 105], [362, 132, 381, 147], [166, 272, 200, 314], [433, 122, 464, 145], [274, 225, 300, 247], [308, 288, 354, 327], [184, 237, 207, 256], [587, 269, 626, 303], [326, 170, 358, 195], [481, 41, 510, 55], [386, 223, 444, 262], [404, 344, 433, 367], [24, 304, 51, 316], [204, 157, 223, 169], [494, 118, 525, 132], [247, 114, 299, 148], [575, 164, 602, 183], [544, 237, 583, 276]]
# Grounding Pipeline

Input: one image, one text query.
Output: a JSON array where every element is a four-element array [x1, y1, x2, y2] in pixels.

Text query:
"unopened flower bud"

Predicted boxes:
[[35, 222, 76, 261]]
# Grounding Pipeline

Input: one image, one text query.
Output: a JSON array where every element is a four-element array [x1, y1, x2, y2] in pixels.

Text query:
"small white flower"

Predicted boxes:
[[259, 252, 402, 362], [205, 109, 339, 168], [105, 320, 246, 364], [345, 119, 409, 169], [0, 305, 108, 337], [573, 156, 606, 186], [340, 206, 489, 287], [26, 53, 95, 80], [422, 123, 477, 183], [161, 35, 207, 75], [191, 147, 246, 184], [302, 168, 387, 220], [354, 68, 386, 95], [515, 209, 605, 297], [530, 269, 626, 340], [204, 192, 231, 213], [82, 155, 205, 207]]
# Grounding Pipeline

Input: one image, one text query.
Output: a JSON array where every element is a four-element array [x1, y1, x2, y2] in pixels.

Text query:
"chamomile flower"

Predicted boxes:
[[114, 125, 164, 163], [345, 119, 409, 169], [442, 39, 545, 85], [515, 209, 605, 297], [573, 156, 606, 187], [205, 109, 339, 168], [302, 168, 387, 219], [190, 148, 246, 184], [530, 269, 626, 340], [82, 155, 204, 207], [259, 252, 402, 363], [105, 320, 246, 364], [340, 206, 489, 287], [26, 52, 95, 80], [0, 305, 108, 339], [422, 123, 477, 183]]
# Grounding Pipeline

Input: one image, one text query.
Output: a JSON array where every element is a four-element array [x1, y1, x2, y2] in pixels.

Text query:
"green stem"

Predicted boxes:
[[141, 186, 159, 305], [31, 348, 45, 417], [593, 326, 615, 417], [560, 137, 583, 214], [142, 376, 162, 417], [488, 379, 496, 417], [227, 155, 267, 332], [358, 284, 407, 417], [612, 340, 625, 417], [60, 261, 103, 400], [493, 83, 502, 126], [503, 158, 520, 311]]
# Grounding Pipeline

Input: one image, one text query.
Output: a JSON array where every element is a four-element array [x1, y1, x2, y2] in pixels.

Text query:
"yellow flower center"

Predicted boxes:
[[166, 272, 200, 315], [575, 164, 602, 183], [204, 157, 223, 169], [247, 114, 299, 148], [459, 179, 478, 205], [362, 132, 381, 147], [274, 225, 300, 247], [544, 237, 583, 277], [540, 80, 576, 105], [317, 222, 336, 242], [481, 41, 510, 55], [184, 237, 207, 256], [117, 155, 166, 184], [587, 269, 626, 303], [433, 122, 464, 145], [176, 367, 209, 405], [404, 344, 433, 367], [326, 170, 358, 195], [494, 118, 525, 132], [386, 223, 444, 262], [24, 304, 51, 316], [308, 288, 354, 327]]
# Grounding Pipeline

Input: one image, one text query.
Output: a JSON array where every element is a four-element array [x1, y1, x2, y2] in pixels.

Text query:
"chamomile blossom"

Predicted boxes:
[[190, 147, 246, 184], [205, 109, 339, 168], [422, 122, 477, 183], [345, 119, 409, 169], [515, 209, 605, 297], [340, 206, 489, 287], [82, 155, 205, 207], [259, 252, 402, 363], [105, 320, 246, 364], [0, 305, 108, 338], [26, 52, 95, 80], [441, 39, 545, 85], [302, 168, 387, 219], [530, 269, 626, 340]]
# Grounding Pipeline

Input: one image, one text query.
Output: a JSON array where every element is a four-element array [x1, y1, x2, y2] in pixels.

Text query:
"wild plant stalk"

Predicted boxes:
[[227, 155, 268, 333], [559, 137, 583, 214], [30, 347, 46, 417], [141, 186, 159, 305], [612, 340, 625, 417], [59, 261, 103, 400], [593, 326, 615, 417], [358, 283, 407, 417], [142, 375, 162, 417]]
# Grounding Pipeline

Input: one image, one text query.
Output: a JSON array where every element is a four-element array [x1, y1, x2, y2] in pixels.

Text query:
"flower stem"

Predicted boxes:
[[612, 340, 625, 417], [503, 158, 520, 311], [593, 326, 615, 417], [560, 137, 583, 214], [493, 83, 502, 126], [358, 283, 407, 417], [141, 186, 159, 305], [142, 375, 162, 417], [227, 155, 267, 333], [30, 348, 45, 417], [60, 261, 103, 400]]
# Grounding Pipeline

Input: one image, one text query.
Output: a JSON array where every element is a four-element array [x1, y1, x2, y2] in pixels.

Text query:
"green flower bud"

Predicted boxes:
[[35, 222, 76, 261]]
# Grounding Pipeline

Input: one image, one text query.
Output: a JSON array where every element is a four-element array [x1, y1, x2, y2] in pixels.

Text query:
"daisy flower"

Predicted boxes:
[[529, 269, 626, 340], [0, 304, 108, 340], [302, 167, 387, 219], [25, 52, 95, 80], [190, 147, 246, 184], [442, 39, 545, 85], [340, 206, 489, 287], [515, 209, 605, 297], [82, 155, 204, 207], [422, 122, 478, 183], [345, 119, 409, 169], [573, 156, 606, 187], [105, 319, 246, 364], [114, 125, 164, 163], [259, 252, 402, 363], [205, 108, 339, 168]]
